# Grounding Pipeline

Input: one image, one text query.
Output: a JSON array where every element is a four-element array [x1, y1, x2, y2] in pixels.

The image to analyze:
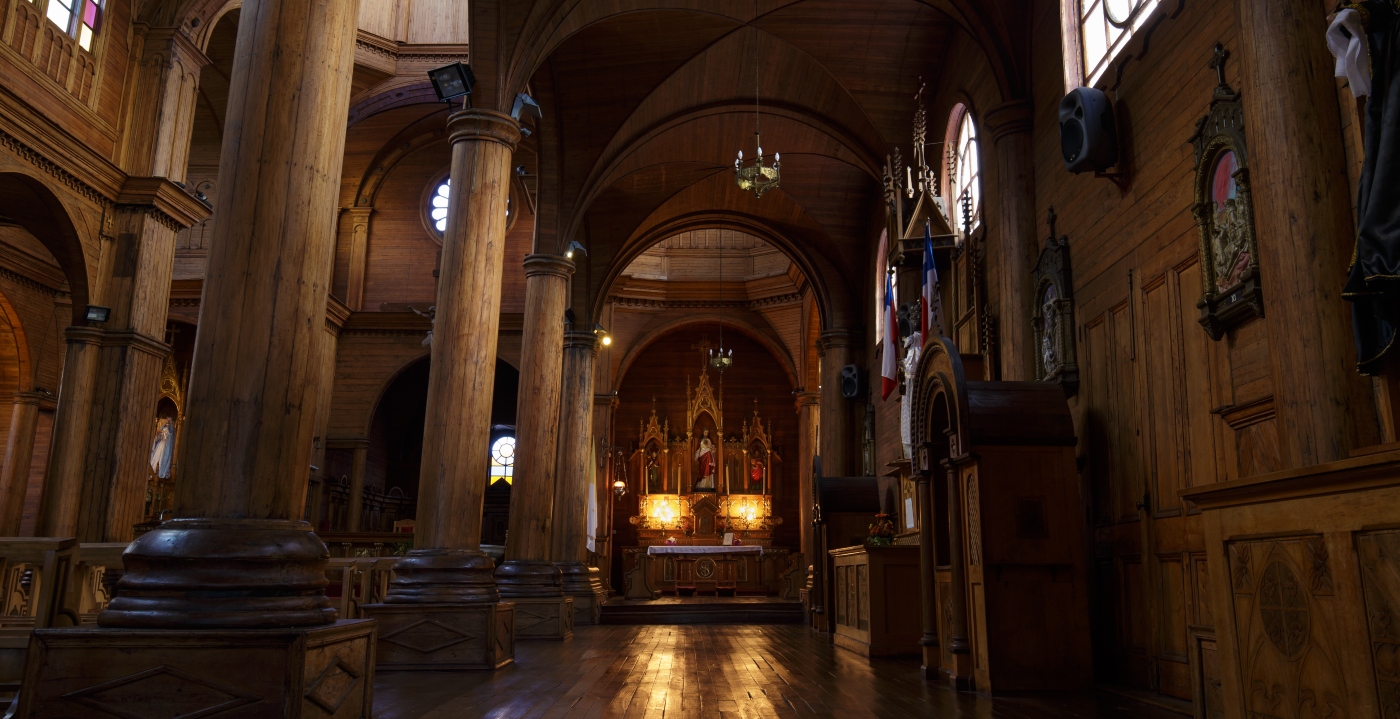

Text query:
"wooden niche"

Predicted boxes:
[[912, 337, 1092, 693], [1031, 208, 1077, 396], [1190, 44, 1263, 340]]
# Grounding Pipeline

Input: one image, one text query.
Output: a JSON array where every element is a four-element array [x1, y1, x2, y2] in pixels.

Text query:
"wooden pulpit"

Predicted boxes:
[[912, 336, 1092, 693]]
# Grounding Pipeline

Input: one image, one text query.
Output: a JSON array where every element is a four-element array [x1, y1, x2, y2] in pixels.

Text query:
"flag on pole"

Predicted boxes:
[[922, 222, 945, 339], [881, 269, 898, 400]]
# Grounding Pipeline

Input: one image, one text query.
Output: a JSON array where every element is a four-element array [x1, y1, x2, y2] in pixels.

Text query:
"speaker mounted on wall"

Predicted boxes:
[[839, 364, 864, 399], [1059, 87, 1119, 175]]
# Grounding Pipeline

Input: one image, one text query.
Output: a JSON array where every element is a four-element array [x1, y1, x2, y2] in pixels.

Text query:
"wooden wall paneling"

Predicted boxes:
[[407, 0, 469, 44]]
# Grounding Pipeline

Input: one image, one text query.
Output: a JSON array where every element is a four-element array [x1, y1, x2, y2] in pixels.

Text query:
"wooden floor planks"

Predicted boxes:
[[374, 625, 1183, 718]]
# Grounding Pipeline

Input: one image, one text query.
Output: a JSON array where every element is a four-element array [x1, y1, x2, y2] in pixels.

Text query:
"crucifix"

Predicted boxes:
[[691, 336, 714, 368], [1209, 43, 1231, 91]]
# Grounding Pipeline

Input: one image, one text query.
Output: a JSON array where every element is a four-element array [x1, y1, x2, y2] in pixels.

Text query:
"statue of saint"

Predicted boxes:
[[149, 417, 175, 479], [645, 447, 663, 494], [693, 431, 716, 491], [749, 457, 764, 494]]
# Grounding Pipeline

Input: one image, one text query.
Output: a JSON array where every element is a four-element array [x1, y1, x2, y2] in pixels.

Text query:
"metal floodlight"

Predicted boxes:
[[594, 323, 612, 346], [565, 240, 588, 259], [427, 62, 476, 104], [84, 305, 111, 323], [511, 93, 542, 121]]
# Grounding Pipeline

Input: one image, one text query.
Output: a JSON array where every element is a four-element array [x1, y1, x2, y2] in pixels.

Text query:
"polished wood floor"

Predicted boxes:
[[374, 625, 1184, 718]]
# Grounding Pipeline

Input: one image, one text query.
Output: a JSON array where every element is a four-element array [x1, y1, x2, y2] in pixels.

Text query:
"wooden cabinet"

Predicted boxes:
[[830, 545, 921, 657]]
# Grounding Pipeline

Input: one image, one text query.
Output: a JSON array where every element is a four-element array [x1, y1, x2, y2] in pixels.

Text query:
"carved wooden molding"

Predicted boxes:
[[1031, 207, 1078, 396]]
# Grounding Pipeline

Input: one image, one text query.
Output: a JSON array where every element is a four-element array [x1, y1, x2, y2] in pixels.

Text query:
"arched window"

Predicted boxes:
[[946, 106, 981, 238], [37, 0, 104, 51], [1064, 0, 1161, 89], [489, 435, 515, 484]]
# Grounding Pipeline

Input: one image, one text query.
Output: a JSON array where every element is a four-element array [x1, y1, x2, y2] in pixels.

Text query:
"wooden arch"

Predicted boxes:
[[0, 173, 90, 324], [911, 336, 970, 468]]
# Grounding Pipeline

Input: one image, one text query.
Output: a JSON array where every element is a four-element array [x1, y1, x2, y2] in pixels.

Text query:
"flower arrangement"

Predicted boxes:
[[866, 513, 896, 547]]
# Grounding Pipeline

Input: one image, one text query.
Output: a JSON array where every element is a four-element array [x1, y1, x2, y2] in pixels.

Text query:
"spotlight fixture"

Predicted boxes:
[[84, 305, 111, 323], [594, 323, 612, 347], [565, 240, 588, 259], [427, 62, 475, 106]]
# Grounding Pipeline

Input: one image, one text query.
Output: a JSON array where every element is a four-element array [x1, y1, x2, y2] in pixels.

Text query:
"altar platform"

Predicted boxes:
[[600, 596, 803, 625]]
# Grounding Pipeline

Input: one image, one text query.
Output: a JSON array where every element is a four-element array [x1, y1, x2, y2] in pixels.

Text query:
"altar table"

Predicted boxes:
[[625, 546, 788, 597]]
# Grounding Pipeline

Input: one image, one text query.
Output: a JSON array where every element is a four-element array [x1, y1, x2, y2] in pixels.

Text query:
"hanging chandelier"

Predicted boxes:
[[735, 11, 779, 198]]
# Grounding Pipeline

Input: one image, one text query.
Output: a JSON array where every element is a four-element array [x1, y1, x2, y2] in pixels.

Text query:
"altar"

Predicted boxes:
[[618, 365, 798, 598]]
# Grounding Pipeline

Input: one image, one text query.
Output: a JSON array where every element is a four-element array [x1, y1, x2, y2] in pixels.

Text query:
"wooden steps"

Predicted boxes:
[[600, 597, 803, 625]]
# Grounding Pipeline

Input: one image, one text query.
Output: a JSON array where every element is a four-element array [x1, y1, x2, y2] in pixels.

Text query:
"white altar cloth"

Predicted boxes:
[[646, 545, 763, 556]]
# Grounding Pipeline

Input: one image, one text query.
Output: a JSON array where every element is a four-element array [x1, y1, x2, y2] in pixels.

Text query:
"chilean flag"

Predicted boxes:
[[881, 269, 898, 400], [922, 223, 945, 339]]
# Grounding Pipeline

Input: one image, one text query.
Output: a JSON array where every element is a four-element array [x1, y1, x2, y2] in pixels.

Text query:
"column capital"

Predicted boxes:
[[817, 329, 858, 353], [326, 436, 371, 451], [564, 329, 600, 353], [117, 176, 212, 230], [448, 109, 522, 152], [11, 390, 49, 408], [523, 253, 575, 280], [594, 391, 619, 408], [794, 391, 821, 410], [983, 99, 1034, 143], [133, 24, 211, 69]]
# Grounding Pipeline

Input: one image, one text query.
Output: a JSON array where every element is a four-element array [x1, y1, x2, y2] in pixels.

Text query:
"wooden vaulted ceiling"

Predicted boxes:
[[523, 0, 966, 327], [327, 0, 1029, 329]]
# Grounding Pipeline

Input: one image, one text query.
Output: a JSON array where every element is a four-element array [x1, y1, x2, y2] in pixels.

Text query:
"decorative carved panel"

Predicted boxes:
[[1227, 536, 1350, 719], [1356, 530, 1400, 717]]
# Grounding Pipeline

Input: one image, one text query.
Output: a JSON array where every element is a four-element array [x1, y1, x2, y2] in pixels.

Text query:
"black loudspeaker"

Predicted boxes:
[[1059, 87, 1118, 173], [840, 364, 863, 399]]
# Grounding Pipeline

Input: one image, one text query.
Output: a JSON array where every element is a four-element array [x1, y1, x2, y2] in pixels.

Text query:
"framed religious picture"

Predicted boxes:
[[1190, 43, 1263, 340], [1031, 208, 1078, 396]]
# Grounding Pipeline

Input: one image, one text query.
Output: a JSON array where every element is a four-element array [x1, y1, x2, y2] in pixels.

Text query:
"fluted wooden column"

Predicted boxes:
[[817, 330, 855, 476], [984, 100, 1036, 381], [497, 255, 572, 597], [794, 390, 819, 574], [38, 330, 99, 537], [386, 109, 520, 604], [1235, 0, 1377, 463], [100, 0, 359, 629], [346, 439, 368, 531], [552, 330, 600, 589], [0, 392, 43, 535]]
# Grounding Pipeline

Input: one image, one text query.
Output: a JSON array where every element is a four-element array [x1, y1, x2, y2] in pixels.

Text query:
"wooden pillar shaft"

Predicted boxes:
[[39, 331, 100, 537], [387, 108, 520, 605], [0, 393, 43, 535], [552, 331, 597, 564], [817, 330, 855, 477], [346, 442, 368, 532], [795, 391, 819, 577], [916, 472, 939, 675], [985, 100, 1036, 382], [101, 0, 360, 630], [1235, 0, 1377, 463], [497, 255, 572, 597]]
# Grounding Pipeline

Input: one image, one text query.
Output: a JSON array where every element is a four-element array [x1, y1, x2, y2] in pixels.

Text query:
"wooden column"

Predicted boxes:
[[817, 330, 855, 476], [99, 0, 359, 629], [341, 208, 372, 311], [984, 100, 1036, 381], [39, 23, 210, 544], [1235, 0, 1377, 464], [0, 392, 43, 535], [552, 329, 605, 619], [497, 254, 572, 597], [346, 439, 368, 532], [386, 109, 520, 604], [916, 469, 939, 678], [943, 458, 973, 688], [795, 390, 819, 577], [593, 390, 618, 589]]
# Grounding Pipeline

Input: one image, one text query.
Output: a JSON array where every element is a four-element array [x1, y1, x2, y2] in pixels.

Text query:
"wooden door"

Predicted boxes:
[[1082, 256, 1229, 709]]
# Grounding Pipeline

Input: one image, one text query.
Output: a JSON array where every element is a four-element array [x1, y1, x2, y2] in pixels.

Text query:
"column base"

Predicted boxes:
[[17, 619, 375, 718], [513, 597, 573, 640], [360, 602, 514, 670], [496, 559, 563, 598], [558, 563, 607, 625], [384, 548, 499, 604]]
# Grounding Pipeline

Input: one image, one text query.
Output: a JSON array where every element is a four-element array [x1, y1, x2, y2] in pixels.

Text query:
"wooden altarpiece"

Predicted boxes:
[[910, 337, 1091, 693], [622, 370, 788, 596]]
